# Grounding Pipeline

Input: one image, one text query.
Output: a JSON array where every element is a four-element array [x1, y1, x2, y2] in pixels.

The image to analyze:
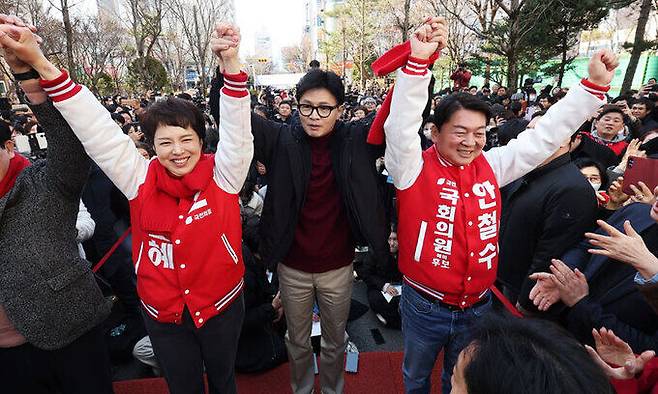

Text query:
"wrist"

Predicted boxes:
[[568, 293, 588, 307], [636, 253, 658, 280], [409, 52, 431, 62], [222, 58, 241, 75], [583, 78, 610, 91], [33, 57, 62, 81]]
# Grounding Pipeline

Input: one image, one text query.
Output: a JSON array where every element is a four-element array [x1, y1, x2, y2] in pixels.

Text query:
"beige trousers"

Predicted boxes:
[[278, 263, 353, 394]]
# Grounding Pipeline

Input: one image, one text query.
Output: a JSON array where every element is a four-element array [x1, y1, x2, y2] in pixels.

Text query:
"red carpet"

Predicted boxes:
[[112, 351, 444, 394]]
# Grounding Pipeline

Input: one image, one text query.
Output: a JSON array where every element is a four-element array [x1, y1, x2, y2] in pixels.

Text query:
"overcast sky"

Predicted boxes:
[[67, 0, 307, 57], [235, 0, 306, 57]]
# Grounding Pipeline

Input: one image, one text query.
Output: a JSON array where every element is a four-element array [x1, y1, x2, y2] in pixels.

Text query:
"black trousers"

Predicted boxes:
[[367, 288, 402, 329], [0, 324, 113, 394], [144, 294, 245, 394]]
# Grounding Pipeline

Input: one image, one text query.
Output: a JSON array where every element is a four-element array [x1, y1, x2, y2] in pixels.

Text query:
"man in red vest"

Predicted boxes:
[[383, 17, 619, 394]]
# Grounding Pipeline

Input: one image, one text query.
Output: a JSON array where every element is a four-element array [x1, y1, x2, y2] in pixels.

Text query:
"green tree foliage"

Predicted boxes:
[[322, 0, 385, 89], [524, 0, 634, 87], [127, 56, 170, 92], [447, 0, 632, 89]]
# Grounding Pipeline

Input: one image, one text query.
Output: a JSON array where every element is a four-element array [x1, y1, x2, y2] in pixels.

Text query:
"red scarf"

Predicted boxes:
[[140, 154, 215, 234], [0, 153, 30, 198]]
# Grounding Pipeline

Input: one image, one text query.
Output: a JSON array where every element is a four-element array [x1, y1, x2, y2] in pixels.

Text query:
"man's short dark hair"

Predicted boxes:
[[0, 120, 10, 147], [111, 113, 126, 125], [140, 97, 206, 145], [612, 95, 631, 104], [296, 69, 345, 105], [597, 104, 624, 120], [509, 101, 523, 117], [635, 97, 655, 112], [279, 100, 292, 109], [463, 313, 614, 394], [432, 93, 491, 131], [309, 59, 320, 68]]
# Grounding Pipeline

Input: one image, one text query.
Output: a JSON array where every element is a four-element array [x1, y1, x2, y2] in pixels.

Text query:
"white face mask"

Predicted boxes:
[[423, 128, 432, 139], [589, 181, 601, 191]]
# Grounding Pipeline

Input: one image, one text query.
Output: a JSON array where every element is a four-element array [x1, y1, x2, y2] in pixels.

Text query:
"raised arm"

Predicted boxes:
[[0, 23, 148, 199], [210, 22, 253, 194], [384, 66, 429, 190], [384, 17, 447, 190], [484, 50, 618, 187], [0, 18, 96, 199], [40, 72, 149, 199]]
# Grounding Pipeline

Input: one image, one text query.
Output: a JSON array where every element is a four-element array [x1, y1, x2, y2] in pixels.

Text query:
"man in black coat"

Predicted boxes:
[[250, 68, 388, 394], [498, 117, 598, 310]]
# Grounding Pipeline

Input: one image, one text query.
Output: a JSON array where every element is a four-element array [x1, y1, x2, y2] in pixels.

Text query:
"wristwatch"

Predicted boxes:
[[12, 69, 40, 81]]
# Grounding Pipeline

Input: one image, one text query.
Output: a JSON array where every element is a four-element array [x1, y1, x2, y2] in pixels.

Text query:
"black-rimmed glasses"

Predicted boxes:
[[298, 103, 339, 118]]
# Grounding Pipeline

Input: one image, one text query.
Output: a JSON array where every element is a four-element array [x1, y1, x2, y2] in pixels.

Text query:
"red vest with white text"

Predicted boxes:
[[397, 148, 501, 308], [130, 159, 244, 328]]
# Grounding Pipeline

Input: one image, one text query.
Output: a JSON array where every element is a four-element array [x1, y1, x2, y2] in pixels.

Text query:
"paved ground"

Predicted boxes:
[[112, 278, 403, 382], [346, 280, 404, 353]]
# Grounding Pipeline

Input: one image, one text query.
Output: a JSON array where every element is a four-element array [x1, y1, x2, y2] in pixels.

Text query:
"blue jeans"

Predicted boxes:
[[400, 284, 492, 394]]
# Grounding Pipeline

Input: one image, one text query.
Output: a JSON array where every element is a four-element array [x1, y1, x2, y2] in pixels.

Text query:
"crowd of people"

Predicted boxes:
[[2, 11, 658, 394]]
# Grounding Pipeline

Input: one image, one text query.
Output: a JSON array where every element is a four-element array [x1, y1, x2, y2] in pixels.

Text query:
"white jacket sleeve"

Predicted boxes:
[[383, 68, 431, 190], [484, 83, 606, 187], [213, 89, 254, 194], [44, 74, 149, 200]]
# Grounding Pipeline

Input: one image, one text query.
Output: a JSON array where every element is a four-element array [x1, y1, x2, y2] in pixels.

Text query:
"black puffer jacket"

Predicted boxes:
[[251, 112, 389, 270]]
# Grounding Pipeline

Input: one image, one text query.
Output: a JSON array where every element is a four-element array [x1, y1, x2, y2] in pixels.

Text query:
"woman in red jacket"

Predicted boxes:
[[0, 20, 253, 394]]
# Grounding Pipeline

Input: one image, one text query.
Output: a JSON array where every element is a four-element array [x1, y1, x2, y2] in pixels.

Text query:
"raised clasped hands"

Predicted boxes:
[[211, 22, 241, 74], [0, 14, 57, 79], [410, 16, 448, 60]]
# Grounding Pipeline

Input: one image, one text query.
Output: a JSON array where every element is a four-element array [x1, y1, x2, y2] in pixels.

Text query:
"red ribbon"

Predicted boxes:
[[92, 227, 132, 273]]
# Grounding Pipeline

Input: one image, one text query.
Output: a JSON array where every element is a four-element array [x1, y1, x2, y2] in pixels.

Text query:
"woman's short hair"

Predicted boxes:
[[140, 97, 206, 145]]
